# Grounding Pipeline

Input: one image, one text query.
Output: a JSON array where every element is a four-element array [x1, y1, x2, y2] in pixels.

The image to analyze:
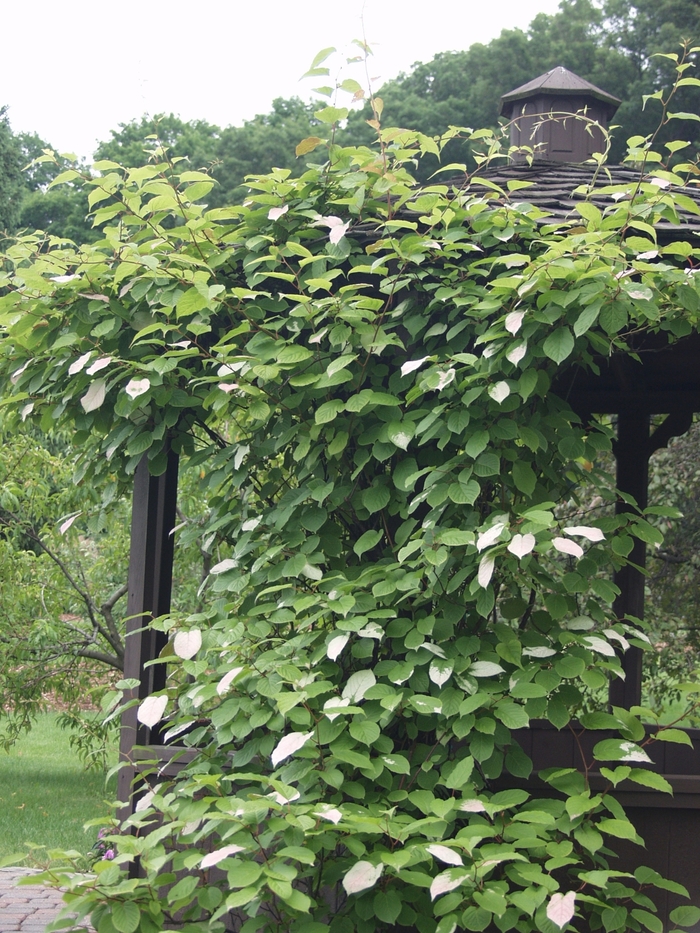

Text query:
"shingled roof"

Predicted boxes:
[[468, 159, 700, 240], [500, 66, 621, 118]]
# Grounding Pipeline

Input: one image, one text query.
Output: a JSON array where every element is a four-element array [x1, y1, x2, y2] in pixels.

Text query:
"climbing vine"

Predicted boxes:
[[2, 46, 700, 933]]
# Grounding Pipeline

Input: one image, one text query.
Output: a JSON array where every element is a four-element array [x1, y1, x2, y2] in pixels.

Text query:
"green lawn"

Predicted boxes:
[[0, 713, 116, 864]]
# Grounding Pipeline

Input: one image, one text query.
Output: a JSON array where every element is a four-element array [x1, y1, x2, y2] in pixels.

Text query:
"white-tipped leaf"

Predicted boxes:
[[201, 844, 246, 868], [342, 860, 383, 895], [81, 379, 106, 412], [552, 537, 584, 558], [430, 869, 467, 900], [125, 377, 151, 399], [505, 311, 525, 334], [327, 633, 349, 661], [478, 554, 495, 588], [547, 892, 576, 929], [137, 694, 168, 728], [426, 844, 463, 866], [173, 630, 202, 660], [401, 356, 429, 377], [217, 666, 243, 695], [507, 533, 535, 559], [563, 525, 605, 542], [477, 522, 505, 552], [271, 731, 314, 767]]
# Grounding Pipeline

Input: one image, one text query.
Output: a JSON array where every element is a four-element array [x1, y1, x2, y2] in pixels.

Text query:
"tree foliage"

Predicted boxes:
[[1, 48, 700, 933]]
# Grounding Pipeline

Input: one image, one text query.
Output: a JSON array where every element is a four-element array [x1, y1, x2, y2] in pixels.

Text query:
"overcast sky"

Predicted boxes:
[[1, 0, 561, 161]]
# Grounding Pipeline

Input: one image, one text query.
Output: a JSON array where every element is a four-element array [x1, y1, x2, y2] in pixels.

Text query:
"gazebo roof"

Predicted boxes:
[[500, 65, 621, 117]]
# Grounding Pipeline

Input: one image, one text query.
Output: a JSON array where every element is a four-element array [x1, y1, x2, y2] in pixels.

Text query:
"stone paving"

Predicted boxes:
[[0, 867, 87, 933]]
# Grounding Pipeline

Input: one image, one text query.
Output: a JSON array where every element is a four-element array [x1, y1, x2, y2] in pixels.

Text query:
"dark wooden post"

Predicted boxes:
[[118, 450, 179, 812], [609, 411, 648, 709], [609, 409, 693, 709]]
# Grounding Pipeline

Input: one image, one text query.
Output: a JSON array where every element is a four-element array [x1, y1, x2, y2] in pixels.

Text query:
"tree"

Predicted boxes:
[[2, 53, 699, 932], [0, 106, 24, 232], [344, 0, 700, 168]]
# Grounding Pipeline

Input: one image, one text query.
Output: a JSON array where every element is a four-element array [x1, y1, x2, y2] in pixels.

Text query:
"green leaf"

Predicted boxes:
[[387, 421, 415, 450], [512, 461, 536, 496], [349, 720, 381, 745], [443, 755, 475, 790], [315, 400, 344, 424], [626, 769, 672, 794], [670, 906, 700, 927], [543, 327, 575, 364], [362, 485, 390, 514], [466, 430, 489, 458], [597, 818, 639, 841], [111, 902, 141, 933], [354, 529, 383, 557], [654, 728, 693, 746]]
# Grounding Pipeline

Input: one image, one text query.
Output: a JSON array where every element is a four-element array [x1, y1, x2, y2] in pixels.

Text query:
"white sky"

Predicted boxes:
[[1, 0, 561, 161]]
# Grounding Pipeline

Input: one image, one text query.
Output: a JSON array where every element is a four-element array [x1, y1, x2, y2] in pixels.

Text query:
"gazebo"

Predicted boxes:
[[114, 67, 700, 930]]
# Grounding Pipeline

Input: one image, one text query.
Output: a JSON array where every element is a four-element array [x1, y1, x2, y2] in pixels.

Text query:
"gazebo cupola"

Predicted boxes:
[[500, 65, 621, 162]]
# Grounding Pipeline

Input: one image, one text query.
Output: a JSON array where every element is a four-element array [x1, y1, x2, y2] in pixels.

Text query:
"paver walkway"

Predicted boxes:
[[0, 867, 86, 933]]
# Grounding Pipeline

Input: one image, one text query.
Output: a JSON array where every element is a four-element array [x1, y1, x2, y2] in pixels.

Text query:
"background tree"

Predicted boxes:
[[0, 106, 24, 232]]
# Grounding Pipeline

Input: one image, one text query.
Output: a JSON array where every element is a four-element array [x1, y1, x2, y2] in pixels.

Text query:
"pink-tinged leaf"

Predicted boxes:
[[552, 537, 584, 558], [201, 844, 246, 868], [313, 214, 350, 244], [68, 352, 92, 376], [86, 357, 112, 375], [20, 403, 34, 422], [81, 379, 106, 413], [125, 377, 150, 399], [650, 176, 670, 189], [327, 634, 349, 661], [426, 844, 463, 866], [547, 891, 576, 929], [430, 868, 467, 900], [401, 356, 429, 377], [506, 341, 527, 365], [637, 250, 659, 260], [488, 381, 511, 404], [271, 731, 314, 767], [78, 292, 110, 302], [218, 382, 239, 393], [459, 799, 486, 812], [342, 860, 383, 895], [507, 533, 535, 559], [51, 274, 79, 283], [563, 525, 605, 542], [173, 630, 202, 660], [505, 311, 525, 334], [217, 666, 243, 696], [268, 205, 289, 221], [477, 522, 506, 552], [478, 554, 495, 588], [59, 513, 81, 535], [137, 694, 168, 728]]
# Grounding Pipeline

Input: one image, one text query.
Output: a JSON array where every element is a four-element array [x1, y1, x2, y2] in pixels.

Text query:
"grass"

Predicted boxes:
[[0, 713, 117, 864]]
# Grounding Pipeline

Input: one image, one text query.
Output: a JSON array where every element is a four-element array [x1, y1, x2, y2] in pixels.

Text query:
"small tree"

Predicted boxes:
[[1, 46, 700, 933]]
